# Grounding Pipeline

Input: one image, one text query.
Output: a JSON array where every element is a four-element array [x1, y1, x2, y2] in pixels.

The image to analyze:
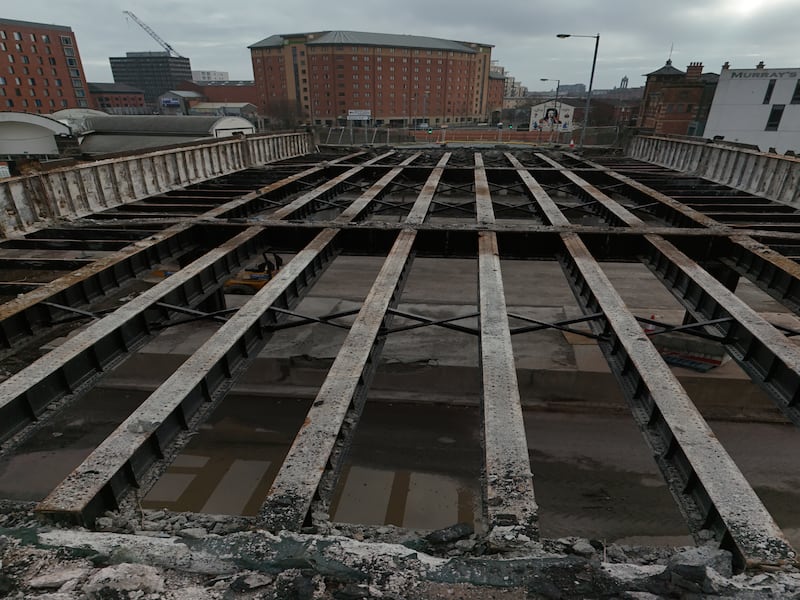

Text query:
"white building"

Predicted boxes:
[[528, 100, 578, 133], [704, 63, 800, 154], [192, 70, 229, 82]]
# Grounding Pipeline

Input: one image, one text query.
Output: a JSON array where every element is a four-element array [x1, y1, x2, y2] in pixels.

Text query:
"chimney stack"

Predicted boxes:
[[756, 61, 765, 69], [686, 61, 703, 80]]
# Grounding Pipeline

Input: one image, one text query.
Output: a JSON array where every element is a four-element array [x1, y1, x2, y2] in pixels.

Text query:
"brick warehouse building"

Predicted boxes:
[[249, 31, 493, 126], [638, 59, 719, 136], [0, 17, 90, 113]]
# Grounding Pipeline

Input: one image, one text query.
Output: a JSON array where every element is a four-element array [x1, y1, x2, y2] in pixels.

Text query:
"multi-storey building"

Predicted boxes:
[[191, 70, 229, 82], [109, 51, 192, 106], [638, 59, 718, 136], [705, 62, 800, 154], [0, 17, 90, 113], [249, 31, 493, 126], [88, 82, 146, 113]]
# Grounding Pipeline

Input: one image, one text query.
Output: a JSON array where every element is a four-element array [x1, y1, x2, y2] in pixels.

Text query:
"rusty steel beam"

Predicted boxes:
[[258, 154, 445, 531], [36, 229, 340, 526], [568, 154, 800, 317], [0, 226, 274, 445], [36, 152, 404, 526], [0, 152, 365, 354], [558, 231, 796, 570], [545, 154, 800, 431], [474, 153, 538, 541], [259, 229, 415, 530], [268, 151, 395, 221]]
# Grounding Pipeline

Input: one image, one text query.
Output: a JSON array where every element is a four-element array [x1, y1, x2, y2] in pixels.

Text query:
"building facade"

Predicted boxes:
[[704, 63, 800, 154], [638, 60, 718, 136], [88, 82, 146, 113], [110, 51, 192, 106], [177, 80, 259, 106], [249, 31, 493, 126], [191, 70, 229, 82], [0, 17, 90, 113]]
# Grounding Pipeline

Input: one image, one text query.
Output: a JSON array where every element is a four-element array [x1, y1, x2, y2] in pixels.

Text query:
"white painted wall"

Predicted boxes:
[[705, 68, 800, 153], [527, 100, 576, 133]]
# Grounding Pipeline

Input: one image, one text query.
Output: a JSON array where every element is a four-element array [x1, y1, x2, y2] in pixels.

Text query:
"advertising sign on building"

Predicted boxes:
[[347, 109, 371, 121]]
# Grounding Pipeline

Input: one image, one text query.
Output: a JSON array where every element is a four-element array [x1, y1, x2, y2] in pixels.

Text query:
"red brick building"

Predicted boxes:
[[638, 60, 719, 136], [487, 72, 505, 120], [249, 31, 493, 126], [0, 17, 90, 113], [177, 80, 258, 106], [88, 82, 146, 113]]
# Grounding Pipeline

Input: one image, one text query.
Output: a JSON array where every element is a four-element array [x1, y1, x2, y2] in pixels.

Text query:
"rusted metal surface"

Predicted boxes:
[[544, 154, 800, 430], [259, 229, 416, 530], [0, 133, 311, 236], [0, 226, 272, 444], [36, 228, 341, 525], [478, 231, 538, 541], [474, 153, 537, 540], [259, 156, 444, 530], [559, 231, 796, 570], [0, 143, 797, 574]]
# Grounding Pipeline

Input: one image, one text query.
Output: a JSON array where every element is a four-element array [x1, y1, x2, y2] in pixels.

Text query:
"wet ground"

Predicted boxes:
[[3, 388, 800, 547]]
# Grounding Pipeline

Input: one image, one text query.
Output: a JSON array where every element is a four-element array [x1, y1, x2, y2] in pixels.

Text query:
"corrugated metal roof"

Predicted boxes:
[[85, 116, 224, 135], [249, 31, 487, 53]]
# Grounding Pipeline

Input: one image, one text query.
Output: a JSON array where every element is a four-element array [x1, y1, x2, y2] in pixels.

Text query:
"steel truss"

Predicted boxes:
[[0, 146, 793, 572]]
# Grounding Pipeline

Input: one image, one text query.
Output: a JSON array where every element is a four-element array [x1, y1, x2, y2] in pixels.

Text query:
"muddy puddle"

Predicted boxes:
[[2, 391, 800, 547]]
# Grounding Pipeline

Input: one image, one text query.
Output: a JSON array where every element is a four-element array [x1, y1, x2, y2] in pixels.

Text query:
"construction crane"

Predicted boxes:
[[122, 11, 184, 58]]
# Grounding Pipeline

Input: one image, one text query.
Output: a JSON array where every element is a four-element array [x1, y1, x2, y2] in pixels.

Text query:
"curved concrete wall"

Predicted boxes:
[[0, 132, 311, 237], [629, 135, 800, 207]]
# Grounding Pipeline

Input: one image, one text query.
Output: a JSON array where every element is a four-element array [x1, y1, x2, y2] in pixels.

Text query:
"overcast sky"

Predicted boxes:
[[3, 0, 799, 91]]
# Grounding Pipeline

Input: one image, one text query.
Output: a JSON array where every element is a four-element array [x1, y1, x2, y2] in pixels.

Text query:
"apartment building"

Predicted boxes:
[[249, 31, 493, 126], [0, 17, 90, 113]]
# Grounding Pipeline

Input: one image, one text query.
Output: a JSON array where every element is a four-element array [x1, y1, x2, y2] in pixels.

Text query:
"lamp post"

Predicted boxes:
[[540, 78, 560, 143], [557, 33, 599, 151]]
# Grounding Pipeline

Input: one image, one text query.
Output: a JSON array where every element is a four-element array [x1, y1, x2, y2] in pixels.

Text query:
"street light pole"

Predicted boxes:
[[557, 33, 600, 151], [540, 77, 560, 143]]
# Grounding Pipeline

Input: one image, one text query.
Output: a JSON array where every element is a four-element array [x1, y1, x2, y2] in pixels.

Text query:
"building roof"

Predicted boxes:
[[250, 30, 488, 53], [199, 80, 256, 87], [191, 102, 255, 109], [88, 82, 145, 94], [645, 59, 685, 77], [163, 90, 204, 99], [85, 115, 228, 135], [0, 17, 72, 32]]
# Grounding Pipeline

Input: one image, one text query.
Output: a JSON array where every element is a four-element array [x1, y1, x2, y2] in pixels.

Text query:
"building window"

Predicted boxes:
[[68, 69, 80, 78], [5, 99, 12, 107], [763, 79, 776, 104], [765, 104, 785, 131], [41, 34, 50, 43], [7, 55, 13, 63], [0, 76, 4, 85], [0, 31, 5, 40], [60, 35, 72, 45], [48, 57, 56, 65], [13, 32, 21, 41], [791, 81, 800, 104], [34, 98, 42, 107], [21, 55, 29, 64]]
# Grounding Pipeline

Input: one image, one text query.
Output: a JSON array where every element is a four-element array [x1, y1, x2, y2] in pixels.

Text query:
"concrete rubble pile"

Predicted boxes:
[[2, 505, 800, 598]]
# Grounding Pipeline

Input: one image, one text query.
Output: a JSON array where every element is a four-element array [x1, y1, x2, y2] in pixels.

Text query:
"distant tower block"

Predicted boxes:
[[620, 76, 629, 89]]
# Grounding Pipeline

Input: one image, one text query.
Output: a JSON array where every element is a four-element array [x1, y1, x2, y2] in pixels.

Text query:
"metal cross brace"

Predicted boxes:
[[637, 315, 731, 342], [264, 306, 361, 331], [384, 309, 480, 335], [508, 312, 604, 339]]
